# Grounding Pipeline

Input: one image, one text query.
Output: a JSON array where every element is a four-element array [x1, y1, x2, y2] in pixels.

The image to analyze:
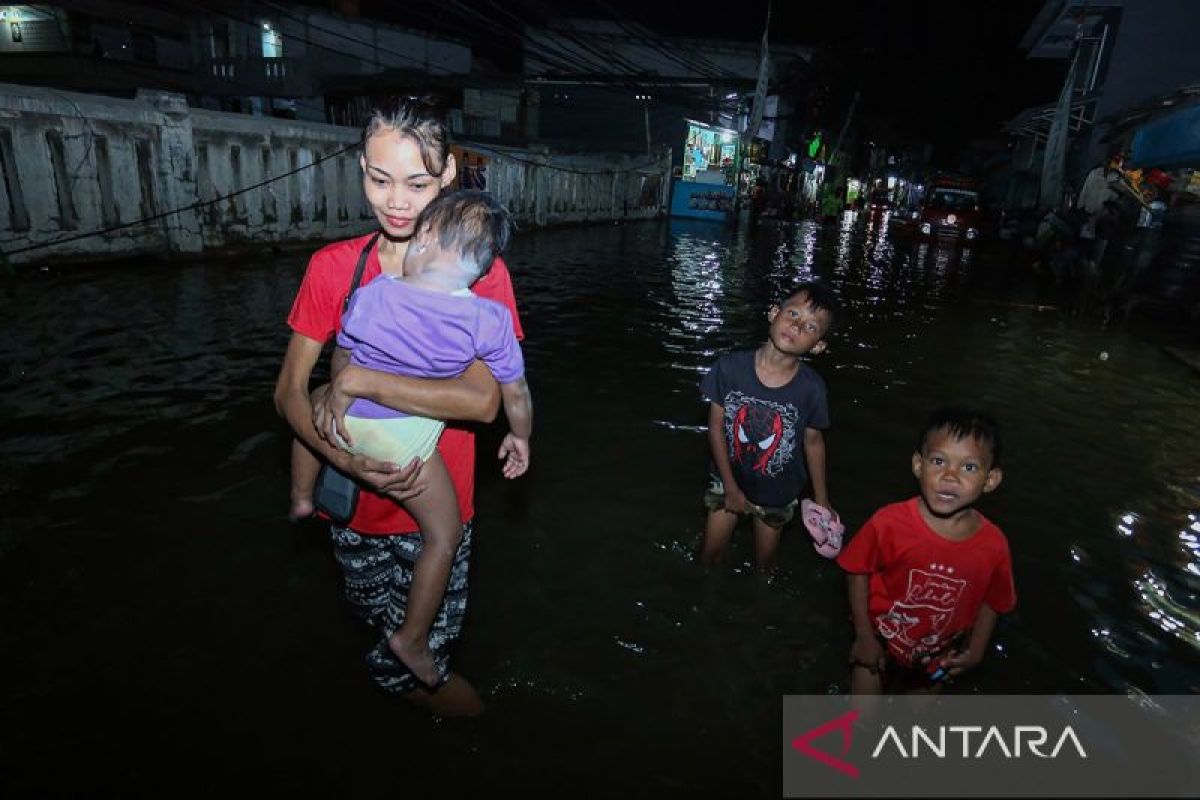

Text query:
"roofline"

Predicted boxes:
[[529, 23, 813, 60], [1019, 0, 1067, 51]]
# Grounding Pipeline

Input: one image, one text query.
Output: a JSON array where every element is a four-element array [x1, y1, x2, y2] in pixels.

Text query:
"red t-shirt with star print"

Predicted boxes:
[[837, 497, 1016, 666]]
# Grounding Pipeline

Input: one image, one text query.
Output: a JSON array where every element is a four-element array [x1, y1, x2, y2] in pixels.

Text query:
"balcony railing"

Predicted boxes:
[[200, 56, 311, 96]]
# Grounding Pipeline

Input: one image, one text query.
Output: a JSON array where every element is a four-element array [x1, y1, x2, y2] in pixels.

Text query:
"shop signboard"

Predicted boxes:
[[670, 180, 735, 222]]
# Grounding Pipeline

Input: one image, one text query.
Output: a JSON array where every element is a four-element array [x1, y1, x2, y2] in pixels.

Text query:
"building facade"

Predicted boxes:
[[1016, 0, 1200, 191], [0, 1, 473, 123]]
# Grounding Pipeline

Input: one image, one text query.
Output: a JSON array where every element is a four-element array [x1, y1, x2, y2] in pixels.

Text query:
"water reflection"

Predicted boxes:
[[1136, 568, 1200, 647], [795, 220, 819, 273], [665, 222, 730, 367], [2, 215, 1200, 793]]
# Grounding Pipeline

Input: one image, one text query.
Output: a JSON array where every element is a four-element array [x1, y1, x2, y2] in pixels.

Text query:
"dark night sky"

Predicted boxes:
[[366, 0, 1065, 162], [587, 0, 1066, 160]]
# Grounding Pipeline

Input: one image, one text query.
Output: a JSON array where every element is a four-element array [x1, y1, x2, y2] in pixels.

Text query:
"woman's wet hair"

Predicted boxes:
[[917, 408, 1002, 467], [414, 190, 514, 278], [362, 96, 450, 178]]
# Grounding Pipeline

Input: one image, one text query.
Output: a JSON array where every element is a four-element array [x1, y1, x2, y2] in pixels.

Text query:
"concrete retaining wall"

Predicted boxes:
[[0, 83, 670, 266]]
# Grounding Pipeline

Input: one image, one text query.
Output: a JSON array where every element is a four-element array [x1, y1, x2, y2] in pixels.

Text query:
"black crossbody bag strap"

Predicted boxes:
[[314, 231, 381, 526], [344, 232, 382, 312]]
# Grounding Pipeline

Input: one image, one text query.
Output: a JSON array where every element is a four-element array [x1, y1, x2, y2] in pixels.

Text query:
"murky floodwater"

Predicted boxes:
[[3, 211, 1199, 794]]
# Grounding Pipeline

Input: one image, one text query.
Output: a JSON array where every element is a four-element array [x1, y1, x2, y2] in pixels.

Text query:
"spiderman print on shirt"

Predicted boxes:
[[722, 391, 799, 477]]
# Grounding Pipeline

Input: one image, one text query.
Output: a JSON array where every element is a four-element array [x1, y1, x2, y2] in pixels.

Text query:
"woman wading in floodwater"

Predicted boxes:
[[274, 97, 524, 715]]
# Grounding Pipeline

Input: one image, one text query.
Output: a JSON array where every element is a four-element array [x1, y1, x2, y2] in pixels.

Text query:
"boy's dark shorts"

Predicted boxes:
[[703, 477, 797, 529], [852, 655, 941, 693], [851, 631, 966, 692]]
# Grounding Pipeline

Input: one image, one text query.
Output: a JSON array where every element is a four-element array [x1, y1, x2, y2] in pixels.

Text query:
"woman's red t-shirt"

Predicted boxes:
[[287, 232, 525, 534]]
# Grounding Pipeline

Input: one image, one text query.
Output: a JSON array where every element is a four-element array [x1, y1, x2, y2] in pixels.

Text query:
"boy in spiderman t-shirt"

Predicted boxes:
[[699, 282, 837, 572], [838, 409, 1016, 694]]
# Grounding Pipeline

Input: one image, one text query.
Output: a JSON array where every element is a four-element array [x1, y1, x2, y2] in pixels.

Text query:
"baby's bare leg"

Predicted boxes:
[[289, 439, 322, 520], [388, 451, 462, 688], [289, 383, 339, 520]]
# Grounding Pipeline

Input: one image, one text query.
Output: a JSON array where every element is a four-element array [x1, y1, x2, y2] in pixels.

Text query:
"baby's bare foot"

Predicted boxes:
[[288, 496, 314, 522], [388, 630, 440, 687]]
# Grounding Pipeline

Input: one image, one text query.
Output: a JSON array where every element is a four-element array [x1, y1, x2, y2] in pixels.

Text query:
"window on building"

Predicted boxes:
[[0, 128, 30, 231], [261, 23, 282, 58], [209, 21, 233, 58]]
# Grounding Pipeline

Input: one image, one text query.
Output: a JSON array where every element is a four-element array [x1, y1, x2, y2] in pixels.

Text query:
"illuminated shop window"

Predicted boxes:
[[261, 22, 282, 58]]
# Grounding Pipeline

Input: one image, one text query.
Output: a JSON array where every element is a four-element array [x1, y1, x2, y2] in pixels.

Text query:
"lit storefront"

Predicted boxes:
[[671, 119, 739, 221], [682, 119, 738, 183]]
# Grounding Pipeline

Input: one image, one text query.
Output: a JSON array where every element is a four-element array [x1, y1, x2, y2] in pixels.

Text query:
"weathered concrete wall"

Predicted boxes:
[[478, 144, 671, 227], [0, 83, 368, 264], [0, 84, 670, 266]]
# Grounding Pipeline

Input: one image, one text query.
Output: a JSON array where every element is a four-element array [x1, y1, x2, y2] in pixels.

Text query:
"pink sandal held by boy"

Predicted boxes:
[[801, 499, 845, 559]]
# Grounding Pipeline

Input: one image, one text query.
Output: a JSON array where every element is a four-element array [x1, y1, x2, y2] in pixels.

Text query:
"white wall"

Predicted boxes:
[[0, 84, 671, 266], [0, 83, 368, 263]]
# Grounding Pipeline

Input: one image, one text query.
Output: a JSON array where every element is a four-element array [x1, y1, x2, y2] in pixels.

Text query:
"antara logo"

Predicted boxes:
[[792, 711, 1088, 778], [791, 710, 861, 778], [871, 725, 1088, 759]]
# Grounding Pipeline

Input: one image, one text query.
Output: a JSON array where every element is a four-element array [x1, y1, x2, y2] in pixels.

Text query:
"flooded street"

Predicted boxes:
[[3, 212, 1199, 794]]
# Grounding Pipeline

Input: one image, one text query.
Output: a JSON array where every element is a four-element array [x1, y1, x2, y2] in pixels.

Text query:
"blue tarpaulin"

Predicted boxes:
[[1130, 103, 1200, 169]]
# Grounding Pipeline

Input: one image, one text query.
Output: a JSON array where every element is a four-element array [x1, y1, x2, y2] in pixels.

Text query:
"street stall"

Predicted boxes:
[[670, 119, 739, 221], [1124, 100, 1200, 309]]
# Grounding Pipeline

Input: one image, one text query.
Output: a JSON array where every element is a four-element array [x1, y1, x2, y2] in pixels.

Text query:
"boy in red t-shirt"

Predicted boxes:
[[837, 408, 1016, 694]]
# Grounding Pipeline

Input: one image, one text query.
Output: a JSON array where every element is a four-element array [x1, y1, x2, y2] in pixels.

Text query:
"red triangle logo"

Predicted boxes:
[[791, 709, 860, 778]]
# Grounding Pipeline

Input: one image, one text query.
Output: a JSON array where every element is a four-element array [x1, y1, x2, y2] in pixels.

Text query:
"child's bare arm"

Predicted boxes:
[[500, 377, 532, 439], [707, 402, 745, 512], [847, 573, 886, 672], [803, 427, 829, 507], [943, 604, 1000, 677], [497, 377, 532, 478], [707, 402, 744, 511]]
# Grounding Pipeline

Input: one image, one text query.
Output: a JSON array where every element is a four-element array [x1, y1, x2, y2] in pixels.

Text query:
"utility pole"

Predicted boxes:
[[733, 0, 772, 222], [829, 90, 859, 176], [824, 89, 859, 206], [732, 97, 746, 220], [1040, 23, 1081, 210], [643, 97, 652, 157]]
